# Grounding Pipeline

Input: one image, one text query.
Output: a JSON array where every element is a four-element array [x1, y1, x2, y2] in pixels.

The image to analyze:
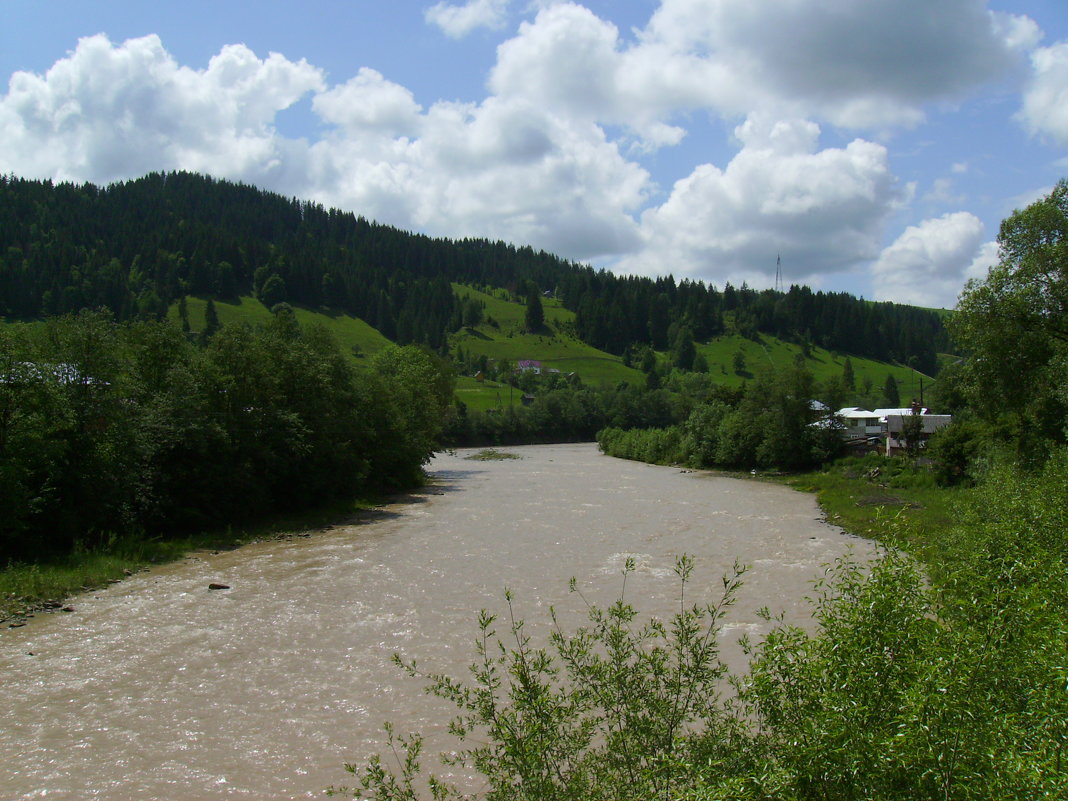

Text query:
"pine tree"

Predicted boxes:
[[525, 291, 545, 332], [204, 298, 220, 339], [883, 373, 900, 406], [842, 357, 855, 391]]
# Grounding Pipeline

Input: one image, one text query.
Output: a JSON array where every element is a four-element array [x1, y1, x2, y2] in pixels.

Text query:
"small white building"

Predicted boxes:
[[884, 414, 953, 456], [836, 406, 939, 453]]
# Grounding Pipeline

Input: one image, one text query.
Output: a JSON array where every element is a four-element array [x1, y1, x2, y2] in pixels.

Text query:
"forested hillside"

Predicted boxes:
[[0, 172, 948, 373]]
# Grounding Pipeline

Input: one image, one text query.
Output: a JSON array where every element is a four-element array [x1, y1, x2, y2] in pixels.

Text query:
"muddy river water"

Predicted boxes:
[[0, 444, 875, 800]]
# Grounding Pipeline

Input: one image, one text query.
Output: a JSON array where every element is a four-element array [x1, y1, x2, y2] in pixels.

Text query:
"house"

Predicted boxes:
[[836, 407, 885, 448], [516, 359, 542, 374], [884, 413, 953, 456]]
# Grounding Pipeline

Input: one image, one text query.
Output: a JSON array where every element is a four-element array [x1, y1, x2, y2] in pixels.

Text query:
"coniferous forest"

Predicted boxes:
[[0, 172, 948, 374]]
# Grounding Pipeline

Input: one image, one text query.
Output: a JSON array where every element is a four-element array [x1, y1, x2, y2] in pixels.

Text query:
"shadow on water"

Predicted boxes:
[[428, 468, 486, 485], [328, 469, 481, 528]]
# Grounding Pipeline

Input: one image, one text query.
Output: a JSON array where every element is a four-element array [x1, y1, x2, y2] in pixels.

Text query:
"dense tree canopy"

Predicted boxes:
[[950, 179, 1068, 451], [0, 311, 452, 562]]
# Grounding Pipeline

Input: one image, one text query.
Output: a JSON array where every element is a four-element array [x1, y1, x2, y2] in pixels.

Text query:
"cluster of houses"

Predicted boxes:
[[836, 403, 952, 456]]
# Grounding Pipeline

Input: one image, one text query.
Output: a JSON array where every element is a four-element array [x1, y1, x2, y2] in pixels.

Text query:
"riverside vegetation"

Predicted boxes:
[[0, 308, 453, 620], [334, 185, 1068, 799]]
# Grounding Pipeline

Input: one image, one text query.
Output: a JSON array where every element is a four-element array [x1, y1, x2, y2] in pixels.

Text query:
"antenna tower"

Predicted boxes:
[[775, 254, 783, 293]]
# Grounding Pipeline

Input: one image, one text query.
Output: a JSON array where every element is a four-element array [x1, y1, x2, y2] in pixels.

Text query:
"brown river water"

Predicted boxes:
[[0, 444, 875, 800]]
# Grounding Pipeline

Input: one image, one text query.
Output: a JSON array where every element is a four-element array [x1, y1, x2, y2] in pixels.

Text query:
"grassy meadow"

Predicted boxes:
[[698, 333, 931, 396], [169, 295, 394, 361]]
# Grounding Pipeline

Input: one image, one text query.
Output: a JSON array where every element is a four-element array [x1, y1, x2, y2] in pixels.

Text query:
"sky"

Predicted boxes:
[[2, 1, 1067, 309]]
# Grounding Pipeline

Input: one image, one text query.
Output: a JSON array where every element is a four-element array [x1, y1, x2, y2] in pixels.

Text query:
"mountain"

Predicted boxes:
[[0, 171, 949, 375]]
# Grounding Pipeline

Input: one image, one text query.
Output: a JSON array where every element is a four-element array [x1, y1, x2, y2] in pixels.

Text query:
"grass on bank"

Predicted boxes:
[[769, 452, 966, 554], [0, 497, 380, 624]]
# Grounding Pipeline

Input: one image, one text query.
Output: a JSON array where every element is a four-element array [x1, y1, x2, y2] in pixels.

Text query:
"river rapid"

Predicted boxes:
[[0, 444, 875, 800]]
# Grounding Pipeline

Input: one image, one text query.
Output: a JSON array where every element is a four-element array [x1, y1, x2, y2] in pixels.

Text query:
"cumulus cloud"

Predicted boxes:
[[0, 34, 324, 184], [306, 95, 647, 260], [641, 0, 1039, 128], [486, 0, 1038, 152], [1020, 41, 1068, 144], [425, 0, 510, 38], [312, 68, 421, 136], [871, 212, 987, 307], [615, 116, 905, 288]]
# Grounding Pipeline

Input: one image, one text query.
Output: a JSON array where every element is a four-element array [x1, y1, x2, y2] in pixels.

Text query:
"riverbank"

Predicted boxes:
[[768, 453, 967, 564], [1, 496, 384, 624]]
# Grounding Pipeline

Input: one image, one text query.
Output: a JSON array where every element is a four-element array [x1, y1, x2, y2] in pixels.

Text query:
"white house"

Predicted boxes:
[[884, 414, 953, 456]]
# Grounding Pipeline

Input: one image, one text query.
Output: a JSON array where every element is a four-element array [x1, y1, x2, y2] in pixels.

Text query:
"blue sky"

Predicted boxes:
[[3, 0, 1067, 308]]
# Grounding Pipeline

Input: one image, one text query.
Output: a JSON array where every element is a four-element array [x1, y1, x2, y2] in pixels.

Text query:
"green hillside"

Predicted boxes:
[[698, 334, 932, 400], [451, 284, 646, 389], [449, 286, 931, 410], [168, 296, 393, 361]]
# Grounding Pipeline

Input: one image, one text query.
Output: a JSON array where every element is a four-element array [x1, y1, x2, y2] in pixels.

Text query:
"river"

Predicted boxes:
[[0, 444, 874, 800]]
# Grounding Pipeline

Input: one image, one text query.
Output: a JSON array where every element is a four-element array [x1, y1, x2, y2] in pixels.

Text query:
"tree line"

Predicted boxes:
[[0, 310, 453, 562], [1, 171, 947, 371]]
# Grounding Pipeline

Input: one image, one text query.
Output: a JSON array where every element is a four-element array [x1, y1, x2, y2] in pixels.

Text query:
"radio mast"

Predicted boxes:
[[775, 254, 783, 293]]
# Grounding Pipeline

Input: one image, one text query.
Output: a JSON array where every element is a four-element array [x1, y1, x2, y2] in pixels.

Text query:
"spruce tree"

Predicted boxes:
[[883, 373, 900, 406], [525, 291, 544, 332], [842, 357, 855, 390], [204, 298, 220, 339]]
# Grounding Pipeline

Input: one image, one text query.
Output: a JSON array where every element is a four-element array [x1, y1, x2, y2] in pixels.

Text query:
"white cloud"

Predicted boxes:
[[923, 177, 967, 206], [637, 0, 1038, 129], [312, 68, 421, 136], [615, 116, 905, 288], [486, 0, 1038, 154], [425, 0, 510, 38], [1020, 41, 1068, 145], [0, 34, 323, 184], [305, 95, 648, 260], [871, 212, 987, 307]]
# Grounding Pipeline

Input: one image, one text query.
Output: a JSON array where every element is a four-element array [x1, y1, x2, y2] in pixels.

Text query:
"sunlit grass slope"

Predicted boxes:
[[698, 333, 933, 398], [451, 285, 645, 391], [168, 296, 393, 361]]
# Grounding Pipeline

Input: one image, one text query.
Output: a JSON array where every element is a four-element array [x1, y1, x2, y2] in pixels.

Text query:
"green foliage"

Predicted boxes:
[[525, 291, 545, 333], [368, 345, 456, 486], [0, 313, 451, 563], [950, 179, 1068, 454], [596, 425, 686, 465], [883, 371, 901, 406], [601, 364, 842, 472]]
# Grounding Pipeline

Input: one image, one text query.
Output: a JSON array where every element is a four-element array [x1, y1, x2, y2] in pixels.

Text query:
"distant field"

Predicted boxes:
[[169, 296, 393, 362], [697, 333, 934, 400], [454, 375, 522, 412], [452, 284, 644, 388]]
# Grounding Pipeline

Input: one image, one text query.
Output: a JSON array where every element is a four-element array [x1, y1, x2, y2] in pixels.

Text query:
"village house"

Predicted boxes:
[[835, 405, 951, 455], [884, 413, 954, 456], [838, 406, 925, 444]]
